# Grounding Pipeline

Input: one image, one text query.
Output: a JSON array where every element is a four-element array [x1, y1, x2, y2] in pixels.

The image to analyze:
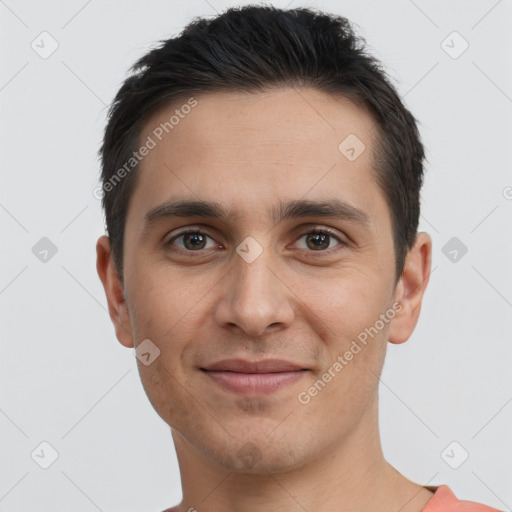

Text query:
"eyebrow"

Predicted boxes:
[[143, 197, 370, 230]]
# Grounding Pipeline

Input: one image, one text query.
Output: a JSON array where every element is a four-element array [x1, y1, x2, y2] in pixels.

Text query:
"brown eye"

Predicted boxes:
[[167, 230, 217, 251], [295, 228, 343, 252], [182, 232, 207, 250]]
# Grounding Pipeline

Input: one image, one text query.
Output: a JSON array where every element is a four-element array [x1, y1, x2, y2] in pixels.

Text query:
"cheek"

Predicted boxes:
[[293, 268, 391, 403], [136, 354, 199, 430], [128, 269, 206, 423], [128, 262, 209, 339], [302, 265, 392, 344]]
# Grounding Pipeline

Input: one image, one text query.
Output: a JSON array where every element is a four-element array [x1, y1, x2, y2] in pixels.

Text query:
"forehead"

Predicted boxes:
[[127, 87, 384, 228], [142, 87, 377, 158]]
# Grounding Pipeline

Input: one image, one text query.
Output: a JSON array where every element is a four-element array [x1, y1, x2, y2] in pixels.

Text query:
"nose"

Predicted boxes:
[[213, 244, 295, 337]]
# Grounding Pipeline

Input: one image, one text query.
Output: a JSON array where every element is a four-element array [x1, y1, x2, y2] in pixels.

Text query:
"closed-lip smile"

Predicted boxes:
[[200, 358, 309, 395]]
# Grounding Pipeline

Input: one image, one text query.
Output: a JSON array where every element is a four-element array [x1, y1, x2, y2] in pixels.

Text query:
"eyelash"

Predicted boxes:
[[165, 226, 346, 257]]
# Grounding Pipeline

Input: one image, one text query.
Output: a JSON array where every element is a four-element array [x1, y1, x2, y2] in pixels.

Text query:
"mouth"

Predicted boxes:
[[199, 358, 309, 395]]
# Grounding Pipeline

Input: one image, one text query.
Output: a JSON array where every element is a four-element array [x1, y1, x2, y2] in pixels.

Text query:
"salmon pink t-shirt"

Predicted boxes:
[[422, 485, 502, 512], [161, 484, 503, 512]]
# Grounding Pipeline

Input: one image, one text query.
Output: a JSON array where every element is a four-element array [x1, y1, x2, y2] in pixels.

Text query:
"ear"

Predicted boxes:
[[388, 232, 432, 345], [96, 235, 134, 348]]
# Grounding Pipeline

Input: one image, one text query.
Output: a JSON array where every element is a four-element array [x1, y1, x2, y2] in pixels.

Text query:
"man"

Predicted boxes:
[[95, 5, 501, 512]]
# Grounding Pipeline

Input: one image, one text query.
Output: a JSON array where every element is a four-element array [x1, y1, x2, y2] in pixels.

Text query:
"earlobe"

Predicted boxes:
[[96, 235, 135, 348], [388, 232, 432, 345]]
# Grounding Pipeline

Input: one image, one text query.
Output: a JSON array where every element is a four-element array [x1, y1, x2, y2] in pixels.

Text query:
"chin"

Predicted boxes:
[[197, 427, 315, 474]]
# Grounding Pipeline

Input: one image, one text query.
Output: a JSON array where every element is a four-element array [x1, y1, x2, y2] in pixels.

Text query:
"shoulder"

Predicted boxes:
[[160, 487, 504, 512], [422, 485, 503, 512]]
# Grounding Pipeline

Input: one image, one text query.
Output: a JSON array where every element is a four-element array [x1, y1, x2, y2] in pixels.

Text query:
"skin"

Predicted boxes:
[[97, 87, 433, 512]]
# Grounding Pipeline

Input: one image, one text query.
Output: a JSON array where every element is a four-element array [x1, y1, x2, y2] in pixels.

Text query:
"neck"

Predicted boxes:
[[171, 395, 434, 512]]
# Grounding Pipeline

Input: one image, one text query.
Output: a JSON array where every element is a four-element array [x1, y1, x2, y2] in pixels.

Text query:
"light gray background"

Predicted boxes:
[[1, 0, 511, 511]]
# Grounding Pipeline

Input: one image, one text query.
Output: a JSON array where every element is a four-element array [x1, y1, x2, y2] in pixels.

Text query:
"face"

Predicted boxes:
[[98, 87, 425, 473]]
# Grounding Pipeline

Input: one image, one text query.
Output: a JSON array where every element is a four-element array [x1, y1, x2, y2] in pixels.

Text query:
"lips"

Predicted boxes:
[[201, 358, 307, 373], [200, 358, 309, 395]]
